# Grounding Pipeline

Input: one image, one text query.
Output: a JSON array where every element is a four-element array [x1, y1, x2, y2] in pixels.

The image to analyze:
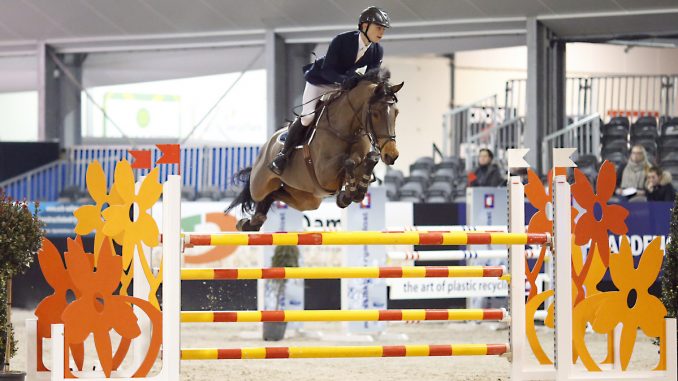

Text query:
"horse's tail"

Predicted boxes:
[[225, 167, 255, 215]]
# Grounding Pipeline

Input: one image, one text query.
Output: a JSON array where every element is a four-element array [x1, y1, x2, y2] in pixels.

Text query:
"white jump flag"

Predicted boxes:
[[552, 148, 577, 168], [507, 148, 530, 169]]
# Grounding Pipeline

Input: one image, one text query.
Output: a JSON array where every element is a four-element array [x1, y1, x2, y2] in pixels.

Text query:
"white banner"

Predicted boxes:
[[343, 187, 387, 334], [388, 278, 509, 300]]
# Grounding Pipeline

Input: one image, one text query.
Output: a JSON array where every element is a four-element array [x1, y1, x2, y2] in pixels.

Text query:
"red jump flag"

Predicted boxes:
[[128, 150, 152, 169], [156, 144, 181, 165]]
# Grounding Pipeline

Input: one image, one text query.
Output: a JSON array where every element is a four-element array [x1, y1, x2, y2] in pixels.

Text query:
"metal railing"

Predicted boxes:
[[442, 95, 504, 158], [505, 74, 678, 121], [541, 113, 601, 170], [0, 160, 68, 201], [464, 117, 524, 171], [0, 145, 261, 201]]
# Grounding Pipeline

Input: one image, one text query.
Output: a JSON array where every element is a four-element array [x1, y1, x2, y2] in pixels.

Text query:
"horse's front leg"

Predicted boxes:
[[352, 151, 379, 202], [336, 153, 360, 208]]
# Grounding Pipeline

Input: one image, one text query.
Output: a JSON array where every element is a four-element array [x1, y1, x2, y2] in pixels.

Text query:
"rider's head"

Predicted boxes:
[[359, 6, 390, 43]]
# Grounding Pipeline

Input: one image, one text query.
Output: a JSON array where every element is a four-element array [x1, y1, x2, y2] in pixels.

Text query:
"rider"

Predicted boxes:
[[269, 6, 391, 175]]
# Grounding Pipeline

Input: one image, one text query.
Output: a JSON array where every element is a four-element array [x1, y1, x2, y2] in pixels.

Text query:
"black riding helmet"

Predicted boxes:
[[358, 6, 390, 42]]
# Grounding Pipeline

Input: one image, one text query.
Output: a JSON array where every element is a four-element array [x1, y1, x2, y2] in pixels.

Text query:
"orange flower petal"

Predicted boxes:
[[590, 293, 627, 334], [94, 239, 123, 295], [62, 300, 96, 343], [635, 237, 664, 288], [636, 294, 668, 338], [528, 210, 552, 234], [113, 160, 135, 203], [137, 168, 162, 210], [103, 297, 142, 339], [37, 238, 71, 289], [596, 161, 617, 200], [619, 324, 638, 370], [572, 169, 595, 210], [603, 205, 629, 235], [74, 205, 103, 235], [93, 328, 114, 377], [102, 205, 130, 237], [610, 237, 634, 289], [525, 169, 549, 210], [574, 213, 595, 245], [86, 161, 108, 202], [64, 238, 96, 291], [137, 213, 159, 247], [35, 294, 69, 327]]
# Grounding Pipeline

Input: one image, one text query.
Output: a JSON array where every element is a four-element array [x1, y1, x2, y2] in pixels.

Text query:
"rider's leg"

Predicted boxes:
[[269, 82, 329, 175]]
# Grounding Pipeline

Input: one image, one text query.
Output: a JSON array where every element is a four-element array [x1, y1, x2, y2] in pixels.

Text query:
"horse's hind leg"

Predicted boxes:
[[237, 194, 275, 231]]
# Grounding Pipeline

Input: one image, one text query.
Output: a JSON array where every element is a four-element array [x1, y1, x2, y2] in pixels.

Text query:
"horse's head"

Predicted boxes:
[[365, 81, 403, 165]]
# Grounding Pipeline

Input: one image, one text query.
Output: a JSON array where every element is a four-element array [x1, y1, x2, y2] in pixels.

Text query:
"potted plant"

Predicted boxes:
[[263, 245, 299, 341], [661, 194, 678, 363], [0, 191, 45, 380]]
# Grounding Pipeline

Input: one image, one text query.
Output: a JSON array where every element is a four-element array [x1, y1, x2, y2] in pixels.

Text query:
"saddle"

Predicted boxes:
[[280, 91, 342, 146]]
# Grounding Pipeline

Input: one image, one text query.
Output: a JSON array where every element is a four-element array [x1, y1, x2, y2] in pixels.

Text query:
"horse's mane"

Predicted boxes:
[[362, 67, 391, 85], [340, 68, 397, 103], [341, 68, 391, 91]]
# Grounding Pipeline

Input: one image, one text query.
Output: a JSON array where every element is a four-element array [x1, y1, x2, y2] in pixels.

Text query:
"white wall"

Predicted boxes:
[[0, 91, 38, 141], [381, 55, 451, 174]]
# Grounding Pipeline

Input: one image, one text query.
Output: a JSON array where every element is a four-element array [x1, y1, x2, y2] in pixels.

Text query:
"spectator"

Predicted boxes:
[[470, 148, 505, 187], [645, 166, 676, 202], [618, 145, 651, 197]]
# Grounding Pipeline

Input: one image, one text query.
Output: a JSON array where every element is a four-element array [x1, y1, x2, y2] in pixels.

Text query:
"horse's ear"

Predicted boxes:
[[390, 82, 404, 94], [374, 82, 385, 94]]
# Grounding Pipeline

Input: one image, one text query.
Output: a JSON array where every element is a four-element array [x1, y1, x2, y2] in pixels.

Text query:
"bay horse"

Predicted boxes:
[[227, 68, 403, 231]]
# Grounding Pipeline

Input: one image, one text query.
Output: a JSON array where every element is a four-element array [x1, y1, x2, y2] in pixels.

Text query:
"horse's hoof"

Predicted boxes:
[[236, 219, 249, 231], [336, 192, 352, 208], [352, 191, 367, 203], [237, 218, 263, 232]]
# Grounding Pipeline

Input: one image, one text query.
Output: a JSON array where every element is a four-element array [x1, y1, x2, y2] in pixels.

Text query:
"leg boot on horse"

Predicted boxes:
[[235, 194, 275, 231], [352, 151, 380, 202], [269, 118, 305, 175]]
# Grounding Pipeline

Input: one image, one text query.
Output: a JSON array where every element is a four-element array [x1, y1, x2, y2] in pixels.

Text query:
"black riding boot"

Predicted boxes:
[[269, 118, 305, 175]]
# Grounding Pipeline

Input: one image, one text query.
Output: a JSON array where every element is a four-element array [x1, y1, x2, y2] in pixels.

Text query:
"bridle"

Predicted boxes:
[[339, 85, 398, 154], [363, 96, 397, 153]]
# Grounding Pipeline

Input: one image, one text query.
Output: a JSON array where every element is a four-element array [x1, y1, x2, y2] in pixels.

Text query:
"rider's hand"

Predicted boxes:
[[341, 73, 364, 90]]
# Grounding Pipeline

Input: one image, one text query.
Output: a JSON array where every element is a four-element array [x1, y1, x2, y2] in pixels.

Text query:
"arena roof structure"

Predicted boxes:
[[0, 0, 677, 55]]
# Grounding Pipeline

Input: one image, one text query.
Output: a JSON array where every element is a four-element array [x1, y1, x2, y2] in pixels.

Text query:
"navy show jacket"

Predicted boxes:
[[303, 31, 383, 86]]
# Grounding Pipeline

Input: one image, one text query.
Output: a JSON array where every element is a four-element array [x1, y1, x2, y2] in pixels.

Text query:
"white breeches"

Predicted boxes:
[[301, 82, 340, 126]]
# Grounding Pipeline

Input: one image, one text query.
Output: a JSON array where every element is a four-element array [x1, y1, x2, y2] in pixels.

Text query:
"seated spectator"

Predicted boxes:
[[645, 166, 676, 202], [618, 145, 651, 197], [470, 148, 505, 187]]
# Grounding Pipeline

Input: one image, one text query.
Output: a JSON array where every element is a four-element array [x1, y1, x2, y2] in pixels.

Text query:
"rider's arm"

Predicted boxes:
[[366, 44, 384, 72], [320, 35, 349, 85]]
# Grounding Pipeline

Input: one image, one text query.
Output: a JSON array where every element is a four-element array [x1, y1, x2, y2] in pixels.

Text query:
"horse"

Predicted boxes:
[[227, 68, 403, 231]]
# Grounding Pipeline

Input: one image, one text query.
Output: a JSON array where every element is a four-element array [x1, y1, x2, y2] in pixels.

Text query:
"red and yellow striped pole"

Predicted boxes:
[[183, 231, 549, 246], [181, 265, 505, 280], [181, 343, 510, 359], [181, 308, 506, 323]]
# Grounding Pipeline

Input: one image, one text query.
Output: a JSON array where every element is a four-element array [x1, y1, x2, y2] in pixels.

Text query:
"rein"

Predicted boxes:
[[318, 84, 397, 153]]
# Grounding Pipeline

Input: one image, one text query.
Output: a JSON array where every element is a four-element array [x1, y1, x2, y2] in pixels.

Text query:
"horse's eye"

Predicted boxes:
[[372, 111, 380, 118]]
